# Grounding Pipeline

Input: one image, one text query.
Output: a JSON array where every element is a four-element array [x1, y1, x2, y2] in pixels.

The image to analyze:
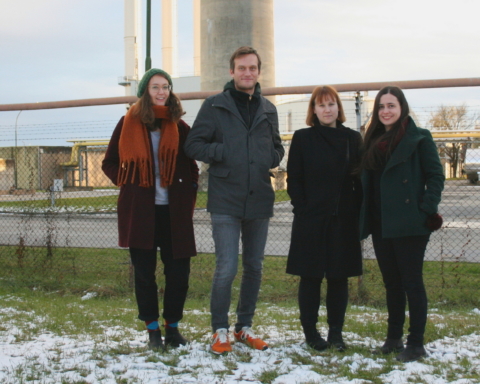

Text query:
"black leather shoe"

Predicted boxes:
[[396, 345, 427, 362], [373, 338, 404, 355], [306, 333, 329, 351], [327, 330, 347, 352], [165, 327, 188, 348], [148, 329, 165, 351]]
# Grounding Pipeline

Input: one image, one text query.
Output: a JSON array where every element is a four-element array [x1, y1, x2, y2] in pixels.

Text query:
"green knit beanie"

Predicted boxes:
[[137, 68, 173, 98]]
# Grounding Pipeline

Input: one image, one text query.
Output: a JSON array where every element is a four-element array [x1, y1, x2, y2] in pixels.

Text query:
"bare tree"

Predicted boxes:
[[428, 104, 476, 130], [428, 104, 478, 178]]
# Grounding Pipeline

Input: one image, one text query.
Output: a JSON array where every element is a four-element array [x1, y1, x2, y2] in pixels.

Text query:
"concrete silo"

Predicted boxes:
[[200, 0, 275, 92]]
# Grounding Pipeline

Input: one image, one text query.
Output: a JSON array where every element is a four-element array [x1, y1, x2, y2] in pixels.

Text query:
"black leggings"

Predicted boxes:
[[298, 276, 348, 335], [130, 205, 191, 323], [372, 223, 430, 346]]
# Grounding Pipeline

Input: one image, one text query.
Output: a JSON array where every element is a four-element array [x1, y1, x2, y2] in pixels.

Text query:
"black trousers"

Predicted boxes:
[[298, 276, 348, 337], [372, 223, 430, 346], [129, 205, 191, 323]]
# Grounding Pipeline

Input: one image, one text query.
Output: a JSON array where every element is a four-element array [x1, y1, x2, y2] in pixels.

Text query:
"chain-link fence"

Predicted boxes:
[[1, 133, 479, 306]]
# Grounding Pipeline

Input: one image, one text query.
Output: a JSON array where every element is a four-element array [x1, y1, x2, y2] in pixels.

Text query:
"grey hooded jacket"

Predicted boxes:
[[184, 84, 284, 219]]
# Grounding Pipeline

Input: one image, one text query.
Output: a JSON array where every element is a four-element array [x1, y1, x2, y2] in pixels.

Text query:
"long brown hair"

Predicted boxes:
[[305, 85, 346, 126], [362, 86, 410, 170], [133, 76, 184, 129]]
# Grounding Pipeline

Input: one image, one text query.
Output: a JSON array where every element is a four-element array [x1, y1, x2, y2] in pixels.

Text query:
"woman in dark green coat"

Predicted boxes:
[[360, 86, 444, 362], [287, 86, 363, 352]]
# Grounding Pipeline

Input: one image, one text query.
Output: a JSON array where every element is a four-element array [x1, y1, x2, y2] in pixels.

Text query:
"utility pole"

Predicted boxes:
[[145, 0, 152, 71]]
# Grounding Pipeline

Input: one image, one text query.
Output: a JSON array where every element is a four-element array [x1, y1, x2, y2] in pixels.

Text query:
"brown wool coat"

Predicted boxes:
[[102, 117, 199, 258]]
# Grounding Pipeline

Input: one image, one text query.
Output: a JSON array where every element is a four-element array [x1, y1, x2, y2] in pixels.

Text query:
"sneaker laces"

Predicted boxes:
[[214, 329, 229, 343], [239, 327, 257, 340]]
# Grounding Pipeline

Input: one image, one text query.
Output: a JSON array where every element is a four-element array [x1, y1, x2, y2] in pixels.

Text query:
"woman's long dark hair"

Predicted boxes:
[[133, 77, 184, 129], [362, 86, 410, 170]]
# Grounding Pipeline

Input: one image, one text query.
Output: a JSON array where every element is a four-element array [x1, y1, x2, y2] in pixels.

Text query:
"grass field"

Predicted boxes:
[[1, 246, 479, 308], [1, 244, 480, 382], [0, 283, 479, 383]]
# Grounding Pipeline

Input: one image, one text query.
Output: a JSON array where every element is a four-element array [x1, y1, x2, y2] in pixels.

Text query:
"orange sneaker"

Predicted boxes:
[[234, 327, 268, 351], [211, 328, 232, 355]]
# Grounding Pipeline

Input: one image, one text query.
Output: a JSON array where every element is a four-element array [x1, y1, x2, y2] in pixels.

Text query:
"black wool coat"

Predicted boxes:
[[102, 117, 199, 258], [286, 123, 363, 279]]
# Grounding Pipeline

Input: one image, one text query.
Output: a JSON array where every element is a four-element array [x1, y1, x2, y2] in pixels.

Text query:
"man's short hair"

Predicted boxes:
[[229, 46, 262, 72]]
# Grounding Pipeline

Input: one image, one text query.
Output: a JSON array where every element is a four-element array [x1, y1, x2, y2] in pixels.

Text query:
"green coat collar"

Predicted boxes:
[[385, 118, 424, 172]]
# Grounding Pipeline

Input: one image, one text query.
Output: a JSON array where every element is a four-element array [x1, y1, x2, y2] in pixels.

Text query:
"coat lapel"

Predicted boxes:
[[384, 120, 423, 172], [213, 92, 247, 128], [250, 97, 270, 130]]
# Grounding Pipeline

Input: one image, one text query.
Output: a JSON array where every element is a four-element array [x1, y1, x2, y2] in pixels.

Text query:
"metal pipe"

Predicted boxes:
[[280, 132, 480, 141], [0, 77, 479, 112], [262, 77, 480, 96], [431, 132, 480, 138]]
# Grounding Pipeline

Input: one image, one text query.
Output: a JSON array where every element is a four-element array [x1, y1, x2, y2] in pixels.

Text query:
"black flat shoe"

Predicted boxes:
[[373, 338, 404, 355], [165, 327, 188, 348], [396, 345, 427, 362], [148, 329, 165, 351]]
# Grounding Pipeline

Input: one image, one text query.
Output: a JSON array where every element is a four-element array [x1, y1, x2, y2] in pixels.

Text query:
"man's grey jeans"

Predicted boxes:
[[210, 213, 270, 332]]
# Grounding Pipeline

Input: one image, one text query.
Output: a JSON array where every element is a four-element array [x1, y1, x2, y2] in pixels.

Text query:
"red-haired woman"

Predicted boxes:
[[287, 86, 363, 351], [102, 68, 199, 351], [360, 86, 444, 362]]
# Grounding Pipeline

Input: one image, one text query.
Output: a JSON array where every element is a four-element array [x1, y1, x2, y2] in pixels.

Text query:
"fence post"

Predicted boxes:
[[355, 92, 362, 131]]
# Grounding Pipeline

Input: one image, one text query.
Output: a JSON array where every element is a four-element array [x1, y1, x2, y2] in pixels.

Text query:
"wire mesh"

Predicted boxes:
[[1, 134, 479, 306]]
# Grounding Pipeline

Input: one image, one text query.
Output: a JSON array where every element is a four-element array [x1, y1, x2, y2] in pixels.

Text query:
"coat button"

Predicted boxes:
[[250, 191, 254, 195], [403, 179, 408, 183], [405, 199, 410, 204], [179, 179, 183, 182]]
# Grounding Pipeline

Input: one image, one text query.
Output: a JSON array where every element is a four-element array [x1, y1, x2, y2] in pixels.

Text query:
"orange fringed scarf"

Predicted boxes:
[[117, 104, 179, 188]]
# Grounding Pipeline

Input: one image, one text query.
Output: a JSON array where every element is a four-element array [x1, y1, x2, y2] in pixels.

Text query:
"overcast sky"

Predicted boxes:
[[0, 0, 479, 146]]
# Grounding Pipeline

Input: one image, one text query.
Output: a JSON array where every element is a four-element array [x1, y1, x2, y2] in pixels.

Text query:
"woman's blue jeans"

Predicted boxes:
[[210, 213, 270, 332]]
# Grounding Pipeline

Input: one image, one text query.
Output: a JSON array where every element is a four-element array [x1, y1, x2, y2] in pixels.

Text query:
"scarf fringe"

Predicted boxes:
[[118, 158, 154, 188], [160, 148, 177, 188]]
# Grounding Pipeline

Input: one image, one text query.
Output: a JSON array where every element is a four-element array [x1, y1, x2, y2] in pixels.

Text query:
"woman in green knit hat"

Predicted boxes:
[[102, 68, 199, 350]]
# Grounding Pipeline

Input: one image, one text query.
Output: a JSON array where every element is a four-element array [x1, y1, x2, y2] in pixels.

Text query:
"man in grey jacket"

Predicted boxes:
[[185, 46, 284, 355]]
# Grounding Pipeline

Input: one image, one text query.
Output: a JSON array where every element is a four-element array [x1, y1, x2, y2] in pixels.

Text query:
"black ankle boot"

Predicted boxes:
[[327, 329, 346, 352], [396, 345, 426, 362], [373, 338, 404, 355], [165, 327, 188, 347], [305, 330, 328, 351], [148, 329, 165, 351]]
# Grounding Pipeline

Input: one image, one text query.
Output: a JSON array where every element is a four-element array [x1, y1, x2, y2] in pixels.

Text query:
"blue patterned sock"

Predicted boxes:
[[146, 320, 159, 332], [164, 321, 178, 329]]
